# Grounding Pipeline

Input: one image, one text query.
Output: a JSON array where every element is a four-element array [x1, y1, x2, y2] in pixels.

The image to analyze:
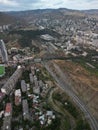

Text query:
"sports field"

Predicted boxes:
[[0, 65, 5, 77]]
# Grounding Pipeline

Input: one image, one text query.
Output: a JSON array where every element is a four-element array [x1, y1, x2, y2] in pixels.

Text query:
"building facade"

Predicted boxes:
[[0, 40, 8, 63]]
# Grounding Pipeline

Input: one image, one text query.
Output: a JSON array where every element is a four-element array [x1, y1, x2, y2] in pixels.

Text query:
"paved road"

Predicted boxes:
[[43, 61, 98, 130]]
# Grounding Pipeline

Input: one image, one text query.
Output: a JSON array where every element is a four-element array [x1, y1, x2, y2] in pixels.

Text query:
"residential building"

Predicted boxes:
[[2, 103, 12, 130], [1, 66, 23, 95], [29, 73, 34, 84], [15, 89, 21, 105], [21, 80, 27, 93], [22, 99, 29, 120], [0, 39, 8, 63]]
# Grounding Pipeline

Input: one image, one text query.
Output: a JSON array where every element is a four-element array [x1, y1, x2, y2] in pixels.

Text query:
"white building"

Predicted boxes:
[[0, 39, 8, 63]]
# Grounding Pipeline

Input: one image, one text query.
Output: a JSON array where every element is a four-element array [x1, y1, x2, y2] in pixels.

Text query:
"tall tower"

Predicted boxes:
[[0, 39, 8, 63]]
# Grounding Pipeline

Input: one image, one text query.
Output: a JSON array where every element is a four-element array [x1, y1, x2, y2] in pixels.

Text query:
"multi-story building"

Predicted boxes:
[[22, 99, 29, 120], [0, 39, 8, 63], [33, 75, 40, 94], [21, 80, 27, 93], [29, 73, 34, 84], [15, 89, 21, 106], [1, 66, 23, 95], [2, 103, 12, 130]]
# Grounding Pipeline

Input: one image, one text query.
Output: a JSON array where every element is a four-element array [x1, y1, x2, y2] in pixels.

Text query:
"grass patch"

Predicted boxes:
[[0, 65, 5, 76], [71, 56, 98, 76]]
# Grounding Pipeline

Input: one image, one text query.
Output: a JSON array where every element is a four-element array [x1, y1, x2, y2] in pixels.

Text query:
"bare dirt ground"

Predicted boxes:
[[51, 60, 98, 121]]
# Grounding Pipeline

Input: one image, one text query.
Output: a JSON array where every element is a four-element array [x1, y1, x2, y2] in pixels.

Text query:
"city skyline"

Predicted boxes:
[[0, 0, 98, 11]]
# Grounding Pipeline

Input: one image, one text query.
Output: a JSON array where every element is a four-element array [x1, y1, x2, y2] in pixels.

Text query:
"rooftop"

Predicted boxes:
[[5, 103, 12, 113]]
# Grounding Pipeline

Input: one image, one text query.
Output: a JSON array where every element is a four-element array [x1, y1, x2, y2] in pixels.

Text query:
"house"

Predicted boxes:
[[15, 89, 21, 105], [27, 84, 30, 91], [4, 103, 12, 117], [46, 111, 53, 117], [11, 47, 18, 53]]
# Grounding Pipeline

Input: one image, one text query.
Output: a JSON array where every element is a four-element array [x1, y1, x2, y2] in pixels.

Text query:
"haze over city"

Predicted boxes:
[[0, 0, 98, 11]]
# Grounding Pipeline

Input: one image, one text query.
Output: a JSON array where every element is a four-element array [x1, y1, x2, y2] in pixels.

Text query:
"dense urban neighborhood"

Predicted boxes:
[[0, 7, 98, 130]]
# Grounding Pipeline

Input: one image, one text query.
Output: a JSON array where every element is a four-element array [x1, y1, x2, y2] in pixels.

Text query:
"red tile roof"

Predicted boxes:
[[5, 103, 12, 113]]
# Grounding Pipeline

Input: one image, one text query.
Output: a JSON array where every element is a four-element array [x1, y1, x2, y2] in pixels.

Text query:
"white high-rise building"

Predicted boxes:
[[0, 39, 8, 63]]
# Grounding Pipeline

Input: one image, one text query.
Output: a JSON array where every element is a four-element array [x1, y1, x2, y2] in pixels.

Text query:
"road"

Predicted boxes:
[[48, 87, 75, 130], [43, 61, 98, 130]]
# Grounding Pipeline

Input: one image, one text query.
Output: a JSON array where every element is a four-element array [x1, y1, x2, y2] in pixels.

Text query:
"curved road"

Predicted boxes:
[[48, 87, 75, 130], [43, 61, 98, 130]]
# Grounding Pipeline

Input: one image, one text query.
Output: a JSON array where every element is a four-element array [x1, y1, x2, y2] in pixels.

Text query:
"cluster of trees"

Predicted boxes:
[[9, 29, 60, 47], [53, 92, 91, 130], [33, 117, 60, 130], [5, 66, 16, 77], [64, 100, 80, 119], [21, 70, 30, 83], [10, 30, 42, 47], [74, 119, 91, 130], [19, 36, 32, 47], [53, 92, 79, 119]]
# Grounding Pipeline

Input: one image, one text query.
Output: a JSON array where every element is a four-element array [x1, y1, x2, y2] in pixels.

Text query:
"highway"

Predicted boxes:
[[43, 61, 98, 130]]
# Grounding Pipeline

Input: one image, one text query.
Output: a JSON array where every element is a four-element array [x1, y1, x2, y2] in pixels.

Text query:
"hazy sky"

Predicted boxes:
[[0, 0, 98, 11]]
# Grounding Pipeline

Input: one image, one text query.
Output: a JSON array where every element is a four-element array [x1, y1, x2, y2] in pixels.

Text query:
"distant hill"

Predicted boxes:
[[6, 8, 87, 23], [83, 9, 98, 15], [1, 8, 98, 25], [0, 12, 16, 25]]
